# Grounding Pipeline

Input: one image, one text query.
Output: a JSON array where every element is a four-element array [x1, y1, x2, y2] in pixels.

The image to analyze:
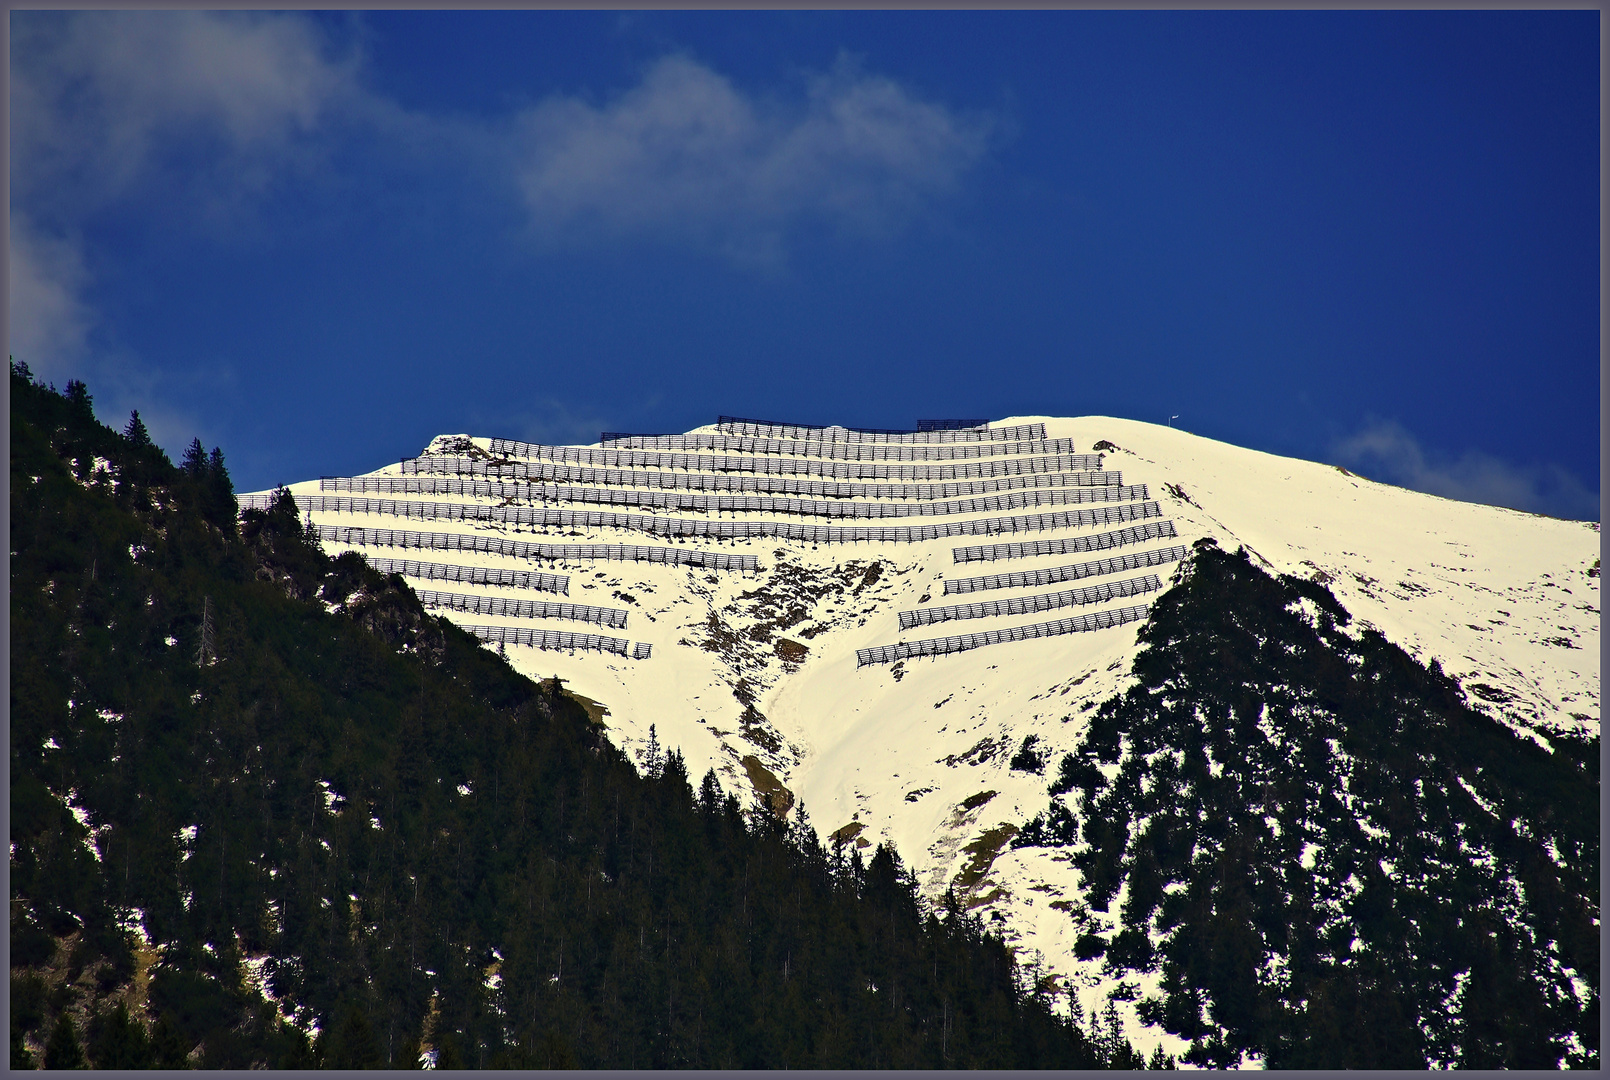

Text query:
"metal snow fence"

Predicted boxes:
[[411, 451, 1104, 483], [307, 522, 759, 570], [462, 623, 634, 657], [953, 519, 1179, 564], [856, 603, 1150, 667], [282, 493, 1162, 545], [319, 478, 1145, 520], [331, 470, 1125, 501], [362, 556, 568, 595], [704, 422, 1043, 445], [899, 574, 1162, 630], [917, 419, 990, 432], [944, 544, 1188, 595], [632, 642, 653, 660], [492, 434, 1082, 463], [416, 589, 628, 629], [716, 416, 1044, 442]]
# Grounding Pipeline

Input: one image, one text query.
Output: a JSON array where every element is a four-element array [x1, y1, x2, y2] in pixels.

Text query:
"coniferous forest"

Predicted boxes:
[[9, 364, 1146, 1068], [1014, 539, 1599, 1068]]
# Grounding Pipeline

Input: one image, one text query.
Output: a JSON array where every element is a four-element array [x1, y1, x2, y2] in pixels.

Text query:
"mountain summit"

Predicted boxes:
[[241, 412, 1598, 1066]]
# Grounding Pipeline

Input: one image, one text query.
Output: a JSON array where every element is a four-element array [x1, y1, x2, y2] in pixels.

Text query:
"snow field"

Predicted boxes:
[[248, 415, 1597, 1066]]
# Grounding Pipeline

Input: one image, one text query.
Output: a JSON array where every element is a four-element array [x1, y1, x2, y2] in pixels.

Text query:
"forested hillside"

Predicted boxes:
[[9, 364, 1148, 1069], [1014, 539, 1599, 1068]]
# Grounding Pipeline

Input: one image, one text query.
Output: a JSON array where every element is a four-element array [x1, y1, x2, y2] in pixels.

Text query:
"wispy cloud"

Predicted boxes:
[[1332, 418, 1599, 522], [9, 14, 997, 447], [12, 11, 359, 219], [10, 12, 364, 441], [8, 216, 94, 382], [512, 54, 995, 265]]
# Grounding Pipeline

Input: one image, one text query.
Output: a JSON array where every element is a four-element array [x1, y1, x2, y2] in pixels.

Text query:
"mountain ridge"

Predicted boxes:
[[247, 409, 1598, 1063], [10, 366, 1141, 1069]]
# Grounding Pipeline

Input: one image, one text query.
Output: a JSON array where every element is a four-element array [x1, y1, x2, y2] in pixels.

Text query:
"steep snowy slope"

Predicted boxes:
[[244, 414, 1599, 1060]]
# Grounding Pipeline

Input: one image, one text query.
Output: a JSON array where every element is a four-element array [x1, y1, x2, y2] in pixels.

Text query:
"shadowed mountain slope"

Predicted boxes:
[[9, 365, 1140, 1069], [1015, 539, 1598, 1068]]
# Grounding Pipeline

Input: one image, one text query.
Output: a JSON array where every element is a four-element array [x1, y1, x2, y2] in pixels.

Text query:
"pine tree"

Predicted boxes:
[[205, 447, 237, 528], [642, 724, 663, 780], [208, 447, 230, 487], [149, 1016, 192, 1068], [182, 437, 208, 478], [1147, 1042, 1178, 1069], [64, 378, 93, 417], [88, 1002, 153, 1068], [44, 1014, 86, 1069], [697, 768, 723, 812], [124, 410, 152, 448]]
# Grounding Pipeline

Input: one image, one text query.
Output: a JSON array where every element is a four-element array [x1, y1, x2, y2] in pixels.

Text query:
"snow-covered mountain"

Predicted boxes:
[[245, 415, 1600, 1062]]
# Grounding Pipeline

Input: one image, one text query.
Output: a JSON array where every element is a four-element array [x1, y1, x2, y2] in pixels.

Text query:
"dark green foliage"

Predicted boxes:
[[43, 1015, 85, 1069], [1146, 1042, 1178, 1069], [122, 410, 151, 449], [148, 1015, 196, 1069], [13, 974, 48, 1036], [1018, 540, 1599, 1068], [318, 1004, 384, 1068], [1008, 733, 1046, 774], [63, 378, 92, 418], [10, 365, 1124, 1069], [11, 911, 57, 969], [86, 1002, 152, 1069], [182, 437, 207, 477], [1013, 799, 1078, 848]]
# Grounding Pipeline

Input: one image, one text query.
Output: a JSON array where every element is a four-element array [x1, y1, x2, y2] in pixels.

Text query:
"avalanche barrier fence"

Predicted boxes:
[[462, 623, 649, 659], [952, 519, 1179, 563], [856, 603, 1151, 666], [313, 482, 1147, 520], [309, 523, 759, 570], [361, 556, 569, 595], [325, 469, 1125, 500], [265, 493, 1163, 545], [584, 431, 1082, 459], [944, 544, 1189, 595], [409, 452, 1104, 483], [898, 574, 1162, 630], [714, 417, 1042, 442], [416, 589, 629, 629]]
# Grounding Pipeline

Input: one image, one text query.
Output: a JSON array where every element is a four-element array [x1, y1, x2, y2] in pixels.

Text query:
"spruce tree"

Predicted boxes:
[[206, 446, 236, 528], [123, 409, 152, 448], [43, 1014, 85, 1069], [87, 1002, 153, 1068], [182, 437, 207, 478], [64, 378, 93, 418]]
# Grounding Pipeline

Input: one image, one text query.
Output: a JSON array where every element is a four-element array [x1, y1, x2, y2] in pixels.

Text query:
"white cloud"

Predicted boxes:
[[12, 11, 360, 217], [8, 217, 94, 381], [513, 54, 994, 264], [10, 12, 361, 441], [8, 16, 998, 444], [1332, 418, 1599, 522]]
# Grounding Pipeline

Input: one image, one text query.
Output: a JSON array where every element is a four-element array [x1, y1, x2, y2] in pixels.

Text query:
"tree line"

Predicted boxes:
[[10, 361, 1150, 1069]]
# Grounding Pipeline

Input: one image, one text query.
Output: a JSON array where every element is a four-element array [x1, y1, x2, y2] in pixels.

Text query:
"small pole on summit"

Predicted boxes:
[[1169, 415, 1179, 428]]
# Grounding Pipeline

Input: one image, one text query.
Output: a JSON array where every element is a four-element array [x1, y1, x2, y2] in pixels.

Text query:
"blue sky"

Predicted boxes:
[[11, 10, 1600, 519]]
